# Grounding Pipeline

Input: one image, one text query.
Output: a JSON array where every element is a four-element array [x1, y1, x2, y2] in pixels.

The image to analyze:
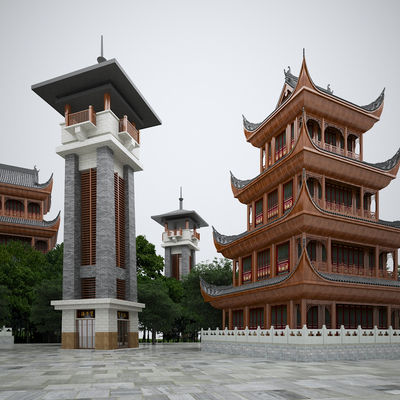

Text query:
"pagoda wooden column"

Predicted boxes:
[[387, 305, 392, 329], [394, 250, 398, 281], [327, 236, 332, 273], [293, 173, 298, 200], [278, 183, 283, 218], [360, 134, 363, 162], [373, 306, 379, 327], [344, 126, 348, 157], [394, 310, 399, 330], [375, 191, 379, 221], [290, 236, 295, 272], [263, 193, 267, 226], [331, 301, 336, 329], [321, 175, 326, 210], [238, 257, 243, 285], [228, 308, 232, 330], [318, 306, 324, 329], [24, 199, 28, 218], [301, 299, 307, 327], [266, 304, 271, 329], [252, 251, 257, 283], [232, 259, 236, 287], [64, 104, 71, 125], [244, 306, 249, 329], [271, 243, 276, 279], [271, 136, 276, 165], [222, 309, 226, 329], [260, 147, 263, 173], [360, 186, 364, 218], [375, 246, 380, 278], [287, 300, 294, 328]]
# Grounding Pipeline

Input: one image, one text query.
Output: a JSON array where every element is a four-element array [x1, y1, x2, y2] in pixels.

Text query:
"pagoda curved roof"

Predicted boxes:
[[0, 211, 61, 228], [243, 65, 385, 134], [0, 164, 53, 190]]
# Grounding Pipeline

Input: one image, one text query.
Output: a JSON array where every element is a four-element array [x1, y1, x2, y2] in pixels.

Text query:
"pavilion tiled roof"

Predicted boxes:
[[0, 164, 52, 189]]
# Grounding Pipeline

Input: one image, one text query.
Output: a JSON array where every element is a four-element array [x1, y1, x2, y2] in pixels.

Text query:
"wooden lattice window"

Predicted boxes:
[[28, 202, 40, 219], [275, 130, 286, 160], [116, 279, 126, 300], [283, 180, 293, 212], [267, 189, 278, 221], [250, 307, 264, 329], [271, 305, 287, 329], [277, 242, 290, 275], [81, 278, 96, 299], [257, 249, 270, 280], [255, 199, 263, 226], [81, 169, 97, 266], [242, 256, 252, 283], [5, 199, 24, 217], [35, 240, 48, 253], [232, 310, 244, 330], [114, 173, 126, 268]]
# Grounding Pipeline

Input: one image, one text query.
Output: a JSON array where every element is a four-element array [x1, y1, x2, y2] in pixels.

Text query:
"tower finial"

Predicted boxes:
[[97, 35, 107, 63], [179, 187, 183, 210], [303, 48, 305, 58]]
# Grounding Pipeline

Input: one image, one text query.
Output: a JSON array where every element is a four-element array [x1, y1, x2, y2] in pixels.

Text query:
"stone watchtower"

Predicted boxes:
[[32, 57, 161, 349], [151, 190, 208, 280]]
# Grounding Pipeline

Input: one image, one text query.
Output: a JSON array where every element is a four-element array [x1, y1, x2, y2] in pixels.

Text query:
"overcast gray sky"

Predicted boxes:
[[1, 0, 399, 264]]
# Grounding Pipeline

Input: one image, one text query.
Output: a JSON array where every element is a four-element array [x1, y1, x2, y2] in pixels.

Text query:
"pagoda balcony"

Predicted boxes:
[[311, 138, 360, 160], [314, 261, 392, 279]]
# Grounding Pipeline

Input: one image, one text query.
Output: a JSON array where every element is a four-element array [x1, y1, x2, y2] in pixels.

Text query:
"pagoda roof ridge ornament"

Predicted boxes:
[[97, 35, 107, 63], [360, 87, 385, 112], [230, 171, 253, 190], [364, 147, 400, 172], [212, 226, 248, 246], [242, 114, 261, 132]]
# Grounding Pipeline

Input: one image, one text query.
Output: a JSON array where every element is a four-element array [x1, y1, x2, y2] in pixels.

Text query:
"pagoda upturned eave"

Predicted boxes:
[[243, 58, 383, 148], [200, 251, 400, 310], [230, 123, 400, 205], [151, 209, 208, 229], [213, 179, 400, 259]]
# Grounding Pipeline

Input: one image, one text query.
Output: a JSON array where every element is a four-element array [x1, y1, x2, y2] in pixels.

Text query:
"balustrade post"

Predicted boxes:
[[123, 115, 128, 132], [89, 105, 94, 124], [65, 104, 71, 126]]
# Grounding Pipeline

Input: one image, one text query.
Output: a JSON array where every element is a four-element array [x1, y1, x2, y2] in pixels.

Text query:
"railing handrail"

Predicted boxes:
[[67, 107, 96, 127]]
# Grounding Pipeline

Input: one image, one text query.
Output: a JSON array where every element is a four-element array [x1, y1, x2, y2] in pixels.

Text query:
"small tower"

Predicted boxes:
[[151, 189, 208, 280], [33, 53, 161, 349]]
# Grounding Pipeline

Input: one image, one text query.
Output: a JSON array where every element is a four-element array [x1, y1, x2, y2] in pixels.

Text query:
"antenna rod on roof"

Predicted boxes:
[[179, 187, 183, 210], [97, 36, 107, 63]]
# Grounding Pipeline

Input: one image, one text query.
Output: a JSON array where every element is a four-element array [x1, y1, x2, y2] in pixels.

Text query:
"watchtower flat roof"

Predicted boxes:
[[31, 59, 161, 130], [151, 209, 208, 229]]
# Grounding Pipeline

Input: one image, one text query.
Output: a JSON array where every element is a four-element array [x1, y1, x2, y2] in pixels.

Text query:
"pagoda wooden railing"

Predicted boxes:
[[166, 228, 182, 237], [67, 106, 96, 127], [311, 138, 360, 160], [119, 116, 140, 144], [192, 230, 200, 240], [324, 202, 376, 221], [314, 262, 392, 279]]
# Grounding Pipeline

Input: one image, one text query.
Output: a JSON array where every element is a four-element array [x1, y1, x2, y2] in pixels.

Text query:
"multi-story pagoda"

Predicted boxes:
[[201, 55, 400, 332], [151, 189, 208, 280], [0, 163, 60, 252]]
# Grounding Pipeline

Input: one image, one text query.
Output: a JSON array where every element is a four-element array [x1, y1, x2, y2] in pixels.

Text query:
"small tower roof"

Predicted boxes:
[[151, 190, 208, 229], [31, 58, 161, 130]]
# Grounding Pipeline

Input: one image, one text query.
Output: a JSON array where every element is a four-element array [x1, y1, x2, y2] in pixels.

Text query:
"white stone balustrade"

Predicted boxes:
[[201, 325, 400, 346]]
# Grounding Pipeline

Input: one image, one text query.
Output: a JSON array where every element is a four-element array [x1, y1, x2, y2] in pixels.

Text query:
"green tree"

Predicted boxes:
[[138, 278, 181, 344], [136, 235, 164, 279], [0, 285, 10, 326], [181, 258, 232, 334], [0, 241, 48, 341]]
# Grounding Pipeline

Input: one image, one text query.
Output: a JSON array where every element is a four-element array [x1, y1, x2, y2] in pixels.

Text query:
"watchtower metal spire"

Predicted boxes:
[[97, 35, 106, 63], [179, 187, 183, 210]]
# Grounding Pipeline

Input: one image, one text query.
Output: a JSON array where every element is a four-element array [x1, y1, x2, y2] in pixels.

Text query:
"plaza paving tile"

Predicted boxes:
[[0, 343, 399, 399]]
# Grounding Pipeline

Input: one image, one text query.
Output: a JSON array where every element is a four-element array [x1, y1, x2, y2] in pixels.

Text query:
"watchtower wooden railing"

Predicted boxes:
[[66, 106, 96, 127], [119, 115, 140, 144]]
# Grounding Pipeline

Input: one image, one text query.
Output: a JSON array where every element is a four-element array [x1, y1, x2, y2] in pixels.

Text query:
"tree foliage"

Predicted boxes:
[[136, 235, 164, 279], [181, 258, 232, 333]]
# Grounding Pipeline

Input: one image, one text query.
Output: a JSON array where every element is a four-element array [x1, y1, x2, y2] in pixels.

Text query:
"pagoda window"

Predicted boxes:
[[232, 309, 244, 329], [337, 305, 373, 329], [242, 256, 252, 283], [267, 189, 278, 221], [306, 241, 316, 261], [307, 306, 318, 329], [378, 307, 387, 329], [5, 199, 24, 217], [271, 305, 287, 329], [332, 244, 364, 274], [283, 180, 293, 212], [28, 203, 40, 220], [379, 253, 386, 271], [268, 142, 272, 166], [322, 244, 327, 262], [257, 249, 270, 280], [368, 249, 375, 275], [325, 183, 352, 213], [249, 307, 264, 329], [255, 199, 263, 227], [275, 130, 286, 161], [35, 240, 48, 253], [325, 128, 337, 146], [277, 242, 290, 275], [307, 178, 314, 197], [235, 260, 239, 284]]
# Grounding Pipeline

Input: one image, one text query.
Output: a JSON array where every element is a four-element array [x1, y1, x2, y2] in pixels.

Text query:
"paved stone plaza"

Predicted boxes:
[[0, 343, 400, 399]]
